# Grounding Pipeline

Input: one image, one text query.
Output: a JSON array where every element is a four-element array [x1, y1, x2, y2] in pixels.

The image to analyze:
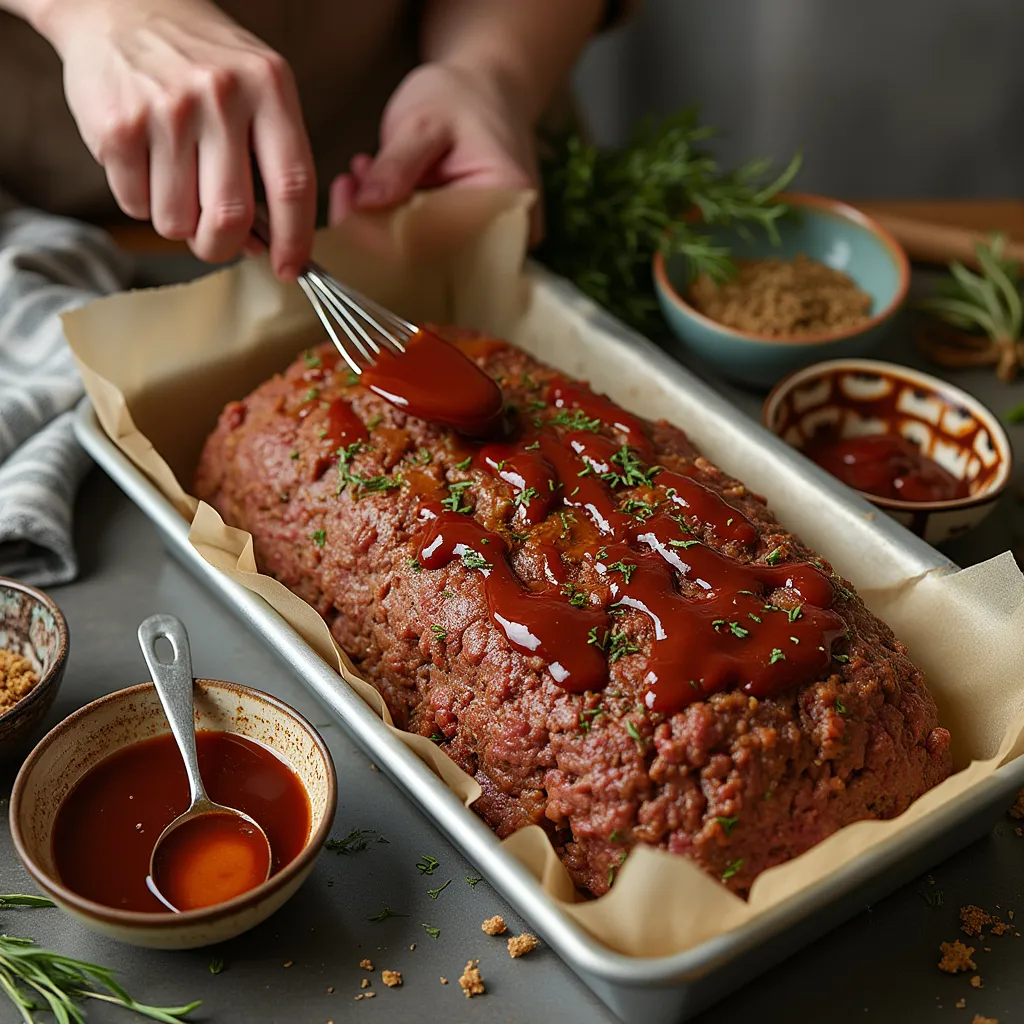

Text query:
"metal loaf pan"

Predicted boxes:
[[73, 269, 1024, 1024]]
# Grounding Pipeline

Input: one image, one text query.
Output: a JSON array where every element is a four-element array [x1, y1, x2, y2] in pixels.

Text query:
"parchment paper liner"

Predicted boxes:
[[63, 190, 1024, 958]]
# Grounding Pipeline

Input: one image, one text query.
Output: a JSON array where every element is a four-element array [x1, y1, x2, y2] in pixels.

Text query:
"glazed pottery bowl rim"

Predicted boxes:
[[0, 576, 69, 723], [10, 678, 336, 929], [762, 357, 1013, 513], [652, 192, 912, 347]]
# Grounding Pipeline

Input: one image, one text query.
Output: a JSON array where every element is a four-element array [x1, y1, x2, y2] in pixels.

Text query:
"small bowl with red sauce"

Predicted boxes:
[[9, 678, 335, 949], [763, 358, 1012, 544]]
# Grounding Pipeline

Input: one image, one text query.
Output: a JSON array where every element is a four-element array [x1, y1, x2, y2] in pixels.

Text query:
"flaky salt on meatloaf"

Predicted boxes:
[[194, 329, 952, 897]]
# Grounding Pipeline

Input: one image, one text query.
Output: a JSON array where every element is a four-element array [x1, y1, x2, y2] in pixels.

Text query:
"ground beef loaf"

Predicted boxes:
[[195, 329, 953, 897]]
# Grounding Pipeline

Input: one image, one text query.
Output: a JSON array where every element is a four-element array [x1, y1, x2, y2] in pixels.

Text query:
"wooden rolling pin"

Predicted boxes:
[[868, 211, 1024, 270]]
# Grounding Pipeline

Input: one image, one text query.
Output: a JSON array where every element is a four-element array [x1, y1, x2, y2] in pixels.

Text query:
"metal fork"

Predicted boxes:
[[250, 211, 413, 376]]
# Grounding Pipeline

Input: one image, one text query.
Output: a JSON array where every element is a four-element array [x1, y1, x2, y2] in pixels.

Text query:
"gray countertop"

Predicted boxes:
[[1, 254, 1022, 1023]]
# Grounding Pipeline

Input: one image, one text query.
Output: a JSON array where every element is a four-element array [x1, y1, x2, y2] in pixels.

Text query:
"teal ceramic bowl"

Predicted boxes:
[[653, 193, 911, 390]]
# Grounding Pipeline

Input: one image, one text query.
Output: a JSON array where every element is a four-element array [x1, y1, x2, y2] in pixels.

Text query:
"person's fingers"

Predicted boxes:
[[105, 143, 151, 221], [250, 56, 316, 280], [328, 173, 357, 225], [349, 153, 373, 184], [354, 120, 452, 210], [190, 71, 255, 263], [148, 93, 200, 241]]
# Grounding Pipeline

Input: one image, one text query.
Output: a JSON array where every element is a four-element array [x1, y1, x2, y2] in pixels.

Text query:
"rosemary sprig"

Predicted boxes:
[[918, 234, 1024, 382], [537, 109, 801, 334], [0, 934, 199, 1023]]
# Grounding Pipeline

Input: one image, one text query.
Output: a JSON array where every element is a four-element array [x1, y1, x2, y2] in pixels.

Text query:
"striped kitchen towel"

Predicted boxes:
[[0, 193, 132, 586]]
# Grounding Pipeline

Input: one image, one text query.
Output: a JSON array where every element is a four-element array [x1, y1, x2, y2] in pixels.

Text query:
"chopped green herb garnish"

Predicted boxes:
[[601, 445, 661, 489], [625, 719, 644, 744], [726, 517, 734, 526], [608, 851, 628, 887], [833, 578, 856, 600], [426, 879, 452, 899], [721, 858, 743, 881], [304, 387, 320, 402], [790, 636, 800, 644], [579, 707, 604, 732], [429, 732, 444, 743], [563, 583, 589, 608], [609, 830, 624, 844], [525, 399, 547, 412], [454, 456, 473, 470], [713, 620, 748, 638], [769, 648, 786, 664], [549, 408, 602, 432], [440, 481, 473, 514], [417, 447, 432, 464], [606, 560, 637, 584], [1005, 402, 1024, 424], [833, 653, 850, 664], [787, 604, 804, 623], [620, 497, 658, 521], [461, 550, 492, 571], [310, 529, 326, 547], [465, 876, 483, 887], [514, 486, 539, 508], [209, 956, 225, 975], [558, 510, 576, 536], [326, 829, 390, 854], [0, 895, 56, 908], [608, 630, 639, 663], [920, 888, 944, 907], [416, 855, 440, 876], [346, 372, 360, 386], [408, 558, 422, 573], [524, 440, 541, 451], [668, 539, 700, 548], [765, 547, 784, 566], [430, 624, 446, 641], [422, 923, 441, 940], [304, 350, 322, 368], [289, 450, 300, 461], [317, 428, 328, 439], [367, 905, 407, 922], [714, 816, 739, 836], [835, 698, 847, 715], [748, 613, 762, 623], [596, 546, 608, 561]]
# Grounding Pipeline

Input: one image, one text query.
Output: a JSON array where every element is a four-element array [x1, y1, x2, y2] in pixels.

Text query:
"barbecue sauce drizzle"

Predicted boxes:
[[320, 346, 846, 714]]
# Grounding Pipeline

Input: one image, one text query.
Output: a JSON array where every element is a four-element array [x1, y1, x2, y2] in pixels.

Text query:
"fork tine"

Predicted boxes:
[[307, 274, 379, 365], [298, 277, 363, 376]]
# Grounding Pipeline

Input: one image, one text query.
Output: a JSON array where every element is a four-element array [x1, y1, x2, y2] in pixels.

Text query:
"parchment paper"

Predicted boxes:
[[63, 190, 1024, 958]]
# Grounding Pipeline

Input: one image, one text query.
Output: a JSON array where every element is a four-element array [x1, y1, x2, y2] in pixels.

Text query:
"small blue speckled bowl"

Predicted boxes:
[[653, 193, 911, 390], [0, 578, 68, 761]]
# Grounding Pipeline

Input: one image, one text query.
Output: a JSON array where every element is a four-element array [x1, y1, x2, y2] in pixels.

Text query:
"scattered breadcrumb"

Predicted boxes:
[[381, 970, 402, 988], [972, 1016, 997, 1024], [938, 941, 976, 973], [0, 649, 40, 710], [481, 915, 507, 936], [359, 959, 373, 971], [364, 992, 376, 999], [360, 979, 370, 990], [409, 944, 416, 951], [1009, 910, 1015, 920], [1016, 827, 1023, 837], [961, 906, 994, 937], [440, 977, 448, 985], [282, 961, 294, 968], [459, 959, 485, 999], [970, 975, 982, 988], [327, 986, 334, 994], [956, 999, 966, 1009], [508, 933, 539, 958], [354, 995, 363, 1002], [1010, 789, 1024, 819]]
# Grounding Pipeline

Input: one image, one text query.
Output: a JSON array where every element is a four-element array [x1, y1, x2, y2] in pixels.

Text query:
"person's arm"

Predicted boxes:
[[1, 0, 315, 278], [420, 0, 605, 127], [330, 0, 607, 240]]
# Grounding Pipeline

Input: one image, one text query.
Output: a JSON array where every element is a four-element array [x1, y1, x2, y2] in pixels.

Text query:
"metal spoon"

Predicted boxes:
[[137, 613, 272, 912]]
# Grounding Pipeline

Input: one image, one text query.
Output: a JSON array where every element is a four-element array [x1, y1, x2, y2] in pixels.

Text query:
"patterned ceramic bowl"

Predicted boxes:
[[0, 578, 69, 760], [762, 359, 1012, 545]]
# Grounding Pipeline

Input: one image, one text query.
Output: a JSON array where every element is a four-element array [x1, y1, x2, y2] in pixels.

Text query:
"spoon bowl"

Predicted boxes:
[[138, 614, 272, 912]]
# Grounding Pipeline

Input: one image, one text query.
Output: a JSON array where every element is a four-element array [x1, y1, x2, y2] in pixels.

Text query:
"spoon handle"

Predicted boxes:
[[138, 614, 211, 809]]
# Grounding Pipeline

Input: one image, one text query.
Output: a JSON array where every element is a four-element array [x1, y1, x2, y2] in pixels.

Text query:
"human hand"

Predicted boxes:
[[328, 62, 542, 243], [42, 0, 316, 277]]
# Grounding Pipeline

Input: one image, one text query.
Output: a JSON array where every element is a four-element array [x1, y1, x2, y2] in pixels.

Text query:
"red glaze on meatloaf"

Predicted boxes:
[[195, 330, 953, 897]]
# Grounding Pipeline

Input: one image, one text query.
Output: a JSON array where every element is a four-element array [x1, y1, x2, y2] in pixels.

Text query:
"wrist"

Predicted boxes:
[[439, 51, 542, 127]]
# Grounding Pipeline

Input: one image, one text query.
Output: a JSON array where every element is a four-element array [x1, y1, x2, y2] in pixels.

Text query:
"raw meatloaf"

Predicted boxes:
[[195, 329, 953, 897]]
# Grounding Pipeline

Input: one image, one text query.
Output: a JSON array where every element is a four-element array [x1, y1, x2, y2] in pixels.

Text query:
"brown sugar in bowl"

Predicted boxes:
[[10, 679, 336, 949]]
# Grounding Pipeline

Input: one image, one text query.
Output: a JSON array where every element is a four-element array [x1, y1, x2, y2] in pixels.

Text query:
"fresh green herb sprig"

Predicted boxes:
[[537, 110, 801, 334], [0, 933, 199, 1023], [918, 234, 1024, 382], [325, 829, 389, 854]]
